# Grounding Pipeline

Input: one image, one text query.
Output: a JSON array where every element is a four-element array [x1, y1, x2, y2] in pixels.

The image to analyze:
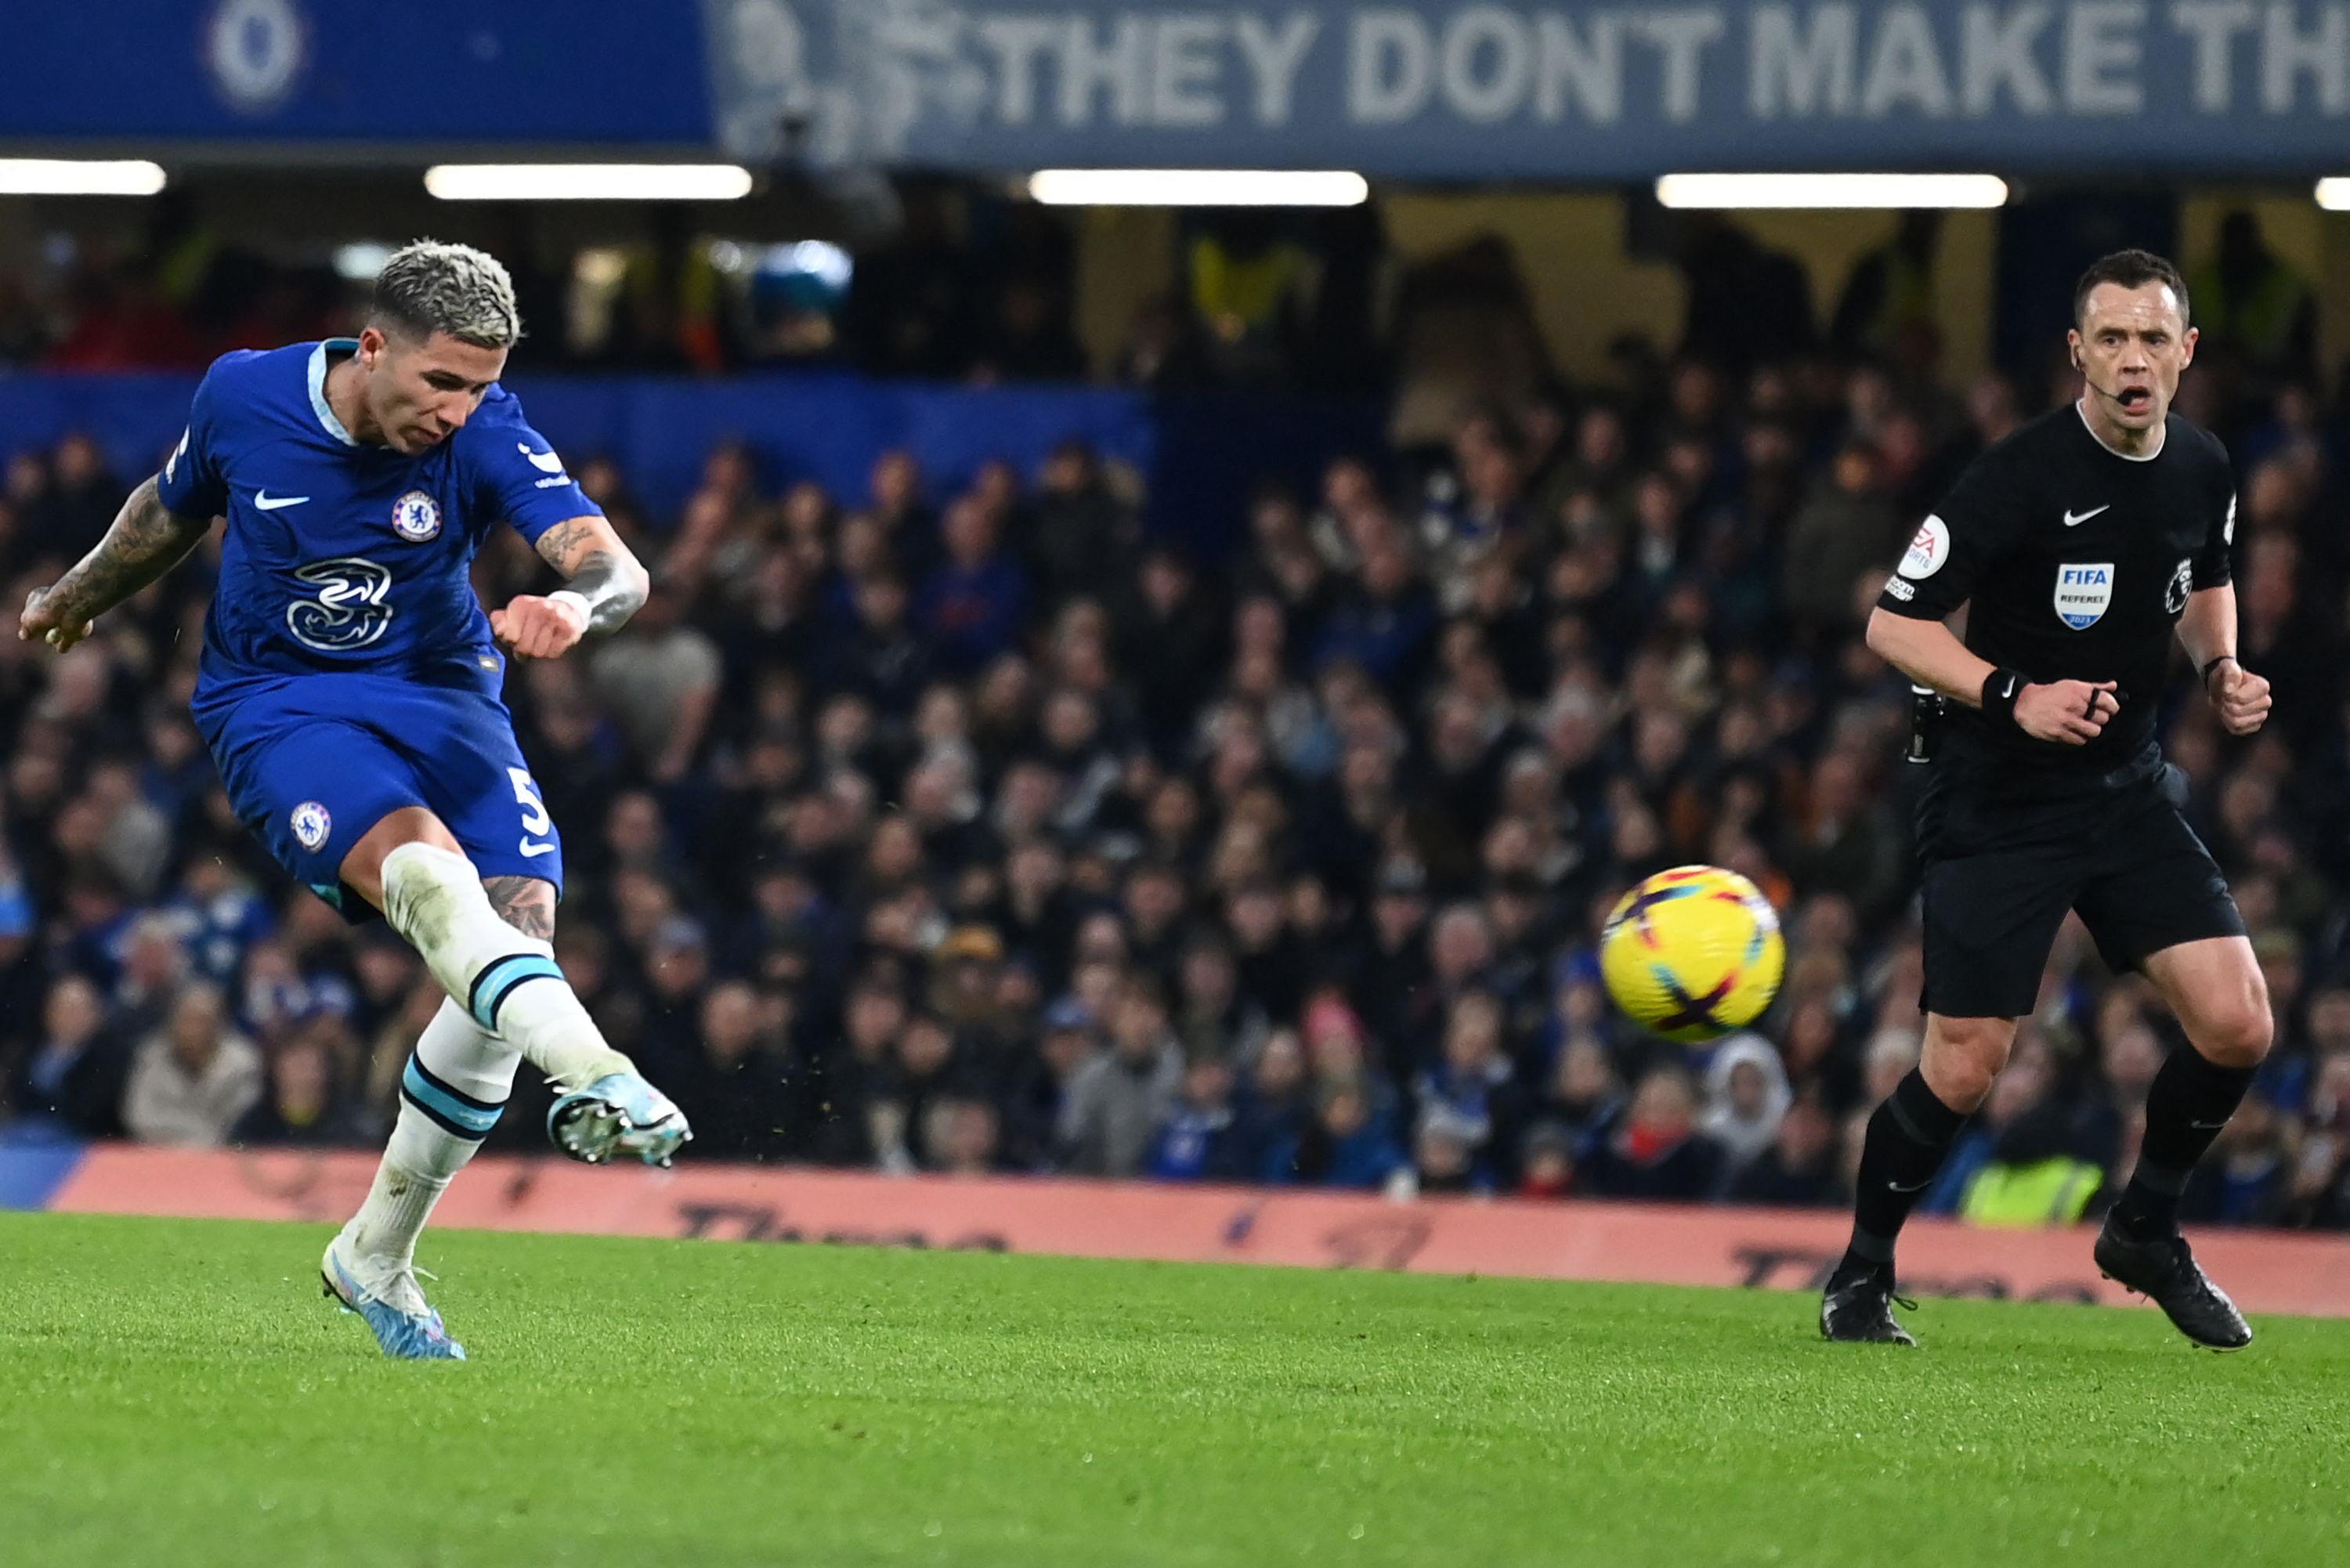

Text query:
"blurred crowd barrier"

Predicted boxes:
[[14, 1142, 2350, 1317]]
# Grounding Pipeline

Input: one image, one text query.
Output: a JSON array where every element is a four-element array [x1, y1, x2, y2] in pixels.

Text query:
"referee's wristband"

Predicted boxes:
[[2198, 653, 2237, 691], [1980, 667, 2027, 730]]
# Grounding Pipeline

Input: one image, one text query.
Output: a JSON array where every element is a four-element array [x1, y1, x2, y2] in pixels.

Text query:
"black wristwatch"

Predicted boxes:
[[2199, 654, 2238, 693]]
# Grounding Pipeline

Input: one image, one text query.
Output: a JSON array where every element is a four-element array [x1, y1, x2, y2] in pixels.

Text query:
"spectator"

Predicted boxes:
[[122, 984, 262, 1147], [5, 973, 128, 1136], [1724, 1089, 1843, 1207], [588, 587, 722, 782], [920, 496, 1031, 674], [230, 1013, 374, 1147], [1147, 1055, 1243, 1182], [1411, 991, 1528, 1188], [1699, 1033, 1792, 1169], [1059, 976, 1183, 1177], [1585, 1067, 1725, 1201], [924, 1095, 1004, 1175], [1780, 441, 1901, 643], [1280, 1074, 1408, 1191], [669, 980, 796, 1162], [1517, 1121, 1578, 1198]]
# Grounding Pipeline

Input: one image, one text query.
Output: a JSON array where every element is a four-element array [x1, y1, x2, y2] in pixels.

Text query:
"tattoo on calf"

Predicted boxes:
[[483, 875, 557, 941]]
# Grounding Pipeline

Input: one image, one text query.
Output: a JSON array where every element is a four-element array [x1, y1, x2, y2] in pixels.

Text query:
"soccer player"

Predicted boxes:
[[1824, 250, 2272, 1350], [16, 241, 692, 1360]]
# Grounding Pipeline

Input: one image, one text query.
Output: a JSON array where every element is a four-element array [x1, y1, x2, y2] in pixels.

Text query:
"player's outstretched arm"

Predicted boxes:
[[490, 515, 649, 659], [16, 476, 213, 652]]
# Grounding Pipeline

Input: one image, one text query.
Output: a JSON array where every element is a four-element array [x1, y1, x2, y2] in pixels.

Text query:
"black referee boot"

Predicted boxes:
[[2093, 1217, 2252, 1351], [1820, 1261, 1918, 1346]]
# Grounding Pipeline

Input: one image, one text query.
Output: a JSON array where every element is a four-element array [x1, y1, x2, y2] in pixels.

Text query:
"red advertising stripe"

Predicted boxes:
[[45, 1145, 2350, 1318]]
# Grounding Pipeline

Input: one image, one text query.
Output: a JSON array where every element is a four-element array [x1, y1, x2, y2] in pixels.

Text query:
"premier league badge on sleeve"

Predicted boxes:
[[391, 490, 443, 542]]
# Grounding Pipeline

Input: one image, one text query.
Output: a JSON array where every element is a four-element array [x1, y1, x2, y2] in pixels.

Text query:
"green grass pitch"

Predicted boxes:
[[3, 1212, 2347, 1567]]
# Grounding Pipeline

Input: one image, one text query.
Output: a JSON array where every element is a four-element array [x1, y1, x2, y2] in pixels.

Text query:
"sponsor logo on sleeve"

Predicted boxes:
[[1882, 576, 1916, 602], [1898, 515, 1950, 580]]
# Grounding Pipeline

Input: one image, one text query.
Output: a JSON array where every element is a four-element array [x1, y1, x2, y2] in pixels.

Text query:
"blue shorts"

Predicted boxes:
[[194, 672, 563, 921]]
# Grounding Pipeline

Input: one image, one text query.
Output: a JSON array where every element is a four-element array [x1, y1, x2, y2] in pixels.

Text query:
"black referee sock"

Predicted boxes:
[[1842, 1070, 1972, 1276], [2111, 1048, 2257, 1241]]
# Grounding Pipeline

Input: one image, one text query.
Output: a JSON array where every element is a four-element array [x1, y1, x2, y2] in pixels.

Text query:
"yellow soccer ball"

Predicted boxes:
[[1599, 865, 1786, 1044]]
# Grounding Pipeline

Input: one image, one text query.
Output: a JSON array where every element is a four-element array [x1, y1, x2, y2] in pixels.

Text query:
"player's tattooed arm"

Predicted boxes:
[[535, 515, 649, 635], [16, 477, 212, 651], [494, 515, 647, 659]]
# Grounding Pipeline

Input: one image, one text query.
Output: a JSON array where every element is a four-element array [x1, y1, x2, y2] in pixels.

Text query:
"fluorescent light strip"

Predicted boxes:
[[425, 164, 753, 201], [0, 159, 166, 196], [1655, 173, 2008, 210], [2317, 179, 2350, 211], [1028, 169, 1368, 208]]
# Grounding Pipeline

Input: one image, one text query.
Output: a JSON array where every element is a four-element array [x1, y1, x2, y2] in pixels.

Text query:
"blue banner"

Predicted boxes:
[[0, 0, 711, 146], [5, 2, 2345, 177], [705, 0, 2350, 178], [0, 367, 1382, 560], [0, 368, 1155, 527]]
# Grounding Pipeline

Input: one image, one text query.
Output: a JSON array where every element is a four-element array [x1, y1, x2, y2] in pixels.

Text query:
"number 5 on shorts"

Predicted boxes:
[[509, 766, 555, 855]]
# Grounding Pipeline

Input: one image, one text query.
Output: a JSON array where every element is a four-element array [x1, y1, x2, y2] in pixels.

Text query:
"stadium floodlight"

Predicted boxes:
[[424, 164, 754, 201], [2317, 179, 2350, 211], [1026, 169, 1369, 207], [0, 159, 167, 196], [1654, 174, 2009, 210]]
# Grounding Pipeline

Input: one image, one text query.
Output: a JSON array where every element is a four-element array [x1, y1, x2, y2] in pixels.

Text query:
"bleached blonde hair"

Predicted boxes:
[[371, 239, 521, 348]]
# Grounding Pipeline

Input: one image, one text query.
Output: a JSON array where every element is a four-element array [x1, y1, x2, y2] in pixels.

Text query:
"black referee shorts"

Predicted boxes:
[[1918, 761, 2245, 1020]]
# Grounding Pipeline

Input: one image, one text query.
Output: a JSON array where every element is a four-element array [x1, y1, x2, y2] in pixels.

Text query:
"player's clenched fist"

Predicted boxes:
[[16, 585, 93, 652], [2208, 660, 2271, 737], [490, 592, 590, 659], [2016, 678, 2119, 746]]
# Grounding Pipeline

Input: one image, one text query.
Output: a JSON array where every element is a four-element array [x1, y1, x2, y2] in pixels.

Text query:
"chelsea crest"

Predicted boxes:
[[392, 489, 442, 542]]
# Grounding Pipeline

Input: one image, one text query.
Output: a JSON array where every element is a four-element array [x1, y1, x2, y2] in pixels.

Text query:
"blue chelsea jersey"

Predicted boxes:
[[157, 338, 599, 709]]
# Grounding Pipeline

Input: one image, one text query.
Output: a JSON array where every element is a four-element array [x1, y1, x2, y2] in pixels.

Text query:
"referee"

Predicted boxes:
[[1822, 250, 2274, 1349]]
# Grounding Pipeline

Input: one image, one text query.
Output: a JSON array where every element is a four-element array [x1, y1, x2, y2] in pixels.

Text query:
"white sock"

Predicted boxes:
[[344, 999, 523, 1266], [378, 841, 631, 1092]]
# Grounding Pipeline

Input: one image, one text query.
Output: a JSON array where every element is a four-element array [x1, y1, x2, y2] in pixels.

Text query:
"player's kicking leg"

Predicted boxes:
[[324, 813, 689, 1359], [1821, 1013, 2012, 1346], [2092, 936, 2268, 1350], [349, 815, 692, 1167]]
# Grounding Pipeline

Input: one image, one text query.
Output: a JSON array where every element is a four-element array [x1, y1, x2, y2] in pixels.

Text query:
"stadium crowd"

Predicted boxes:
[[4, 233, 2350, 1231]]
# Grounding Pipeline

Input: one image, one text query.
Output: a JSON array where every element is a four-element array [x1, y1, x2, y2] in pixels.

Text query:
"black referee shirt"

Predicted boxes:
[[1877, 403, 2235, 783]]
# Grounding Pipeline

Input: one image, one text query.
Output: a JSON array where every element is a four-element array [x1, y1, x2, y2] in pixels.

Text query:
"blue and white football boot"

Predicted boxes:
[[321, 1230, 467, 1361], [547, 1071, 692, 1167]]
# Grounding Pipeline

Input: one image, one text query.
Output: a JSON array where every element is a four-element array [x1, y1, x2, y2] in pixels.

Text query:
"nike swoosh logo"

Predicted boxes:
[[517, 443, 566, 474], [255, 491, 310, 511], [1887, 1177, 1934, 1194], [518, 840, 557, 858], [2001, 677, 2017, 700], [2063, 505, 2110, 526]]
